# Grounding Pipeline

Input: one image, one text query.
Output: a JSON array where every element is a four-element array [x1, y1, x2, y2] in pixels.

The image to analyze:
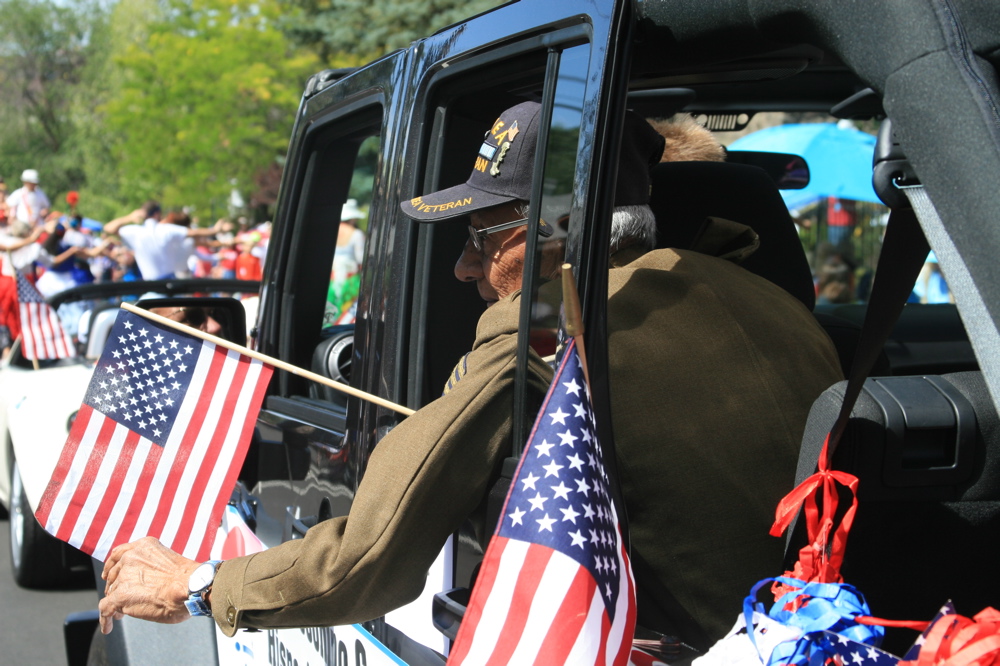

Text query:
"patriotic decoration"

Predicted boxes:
[[35, 308, 272, 562], [448, 339, 636, 666], [16, 270, 75, 360], [899, 603, 1000, 666]]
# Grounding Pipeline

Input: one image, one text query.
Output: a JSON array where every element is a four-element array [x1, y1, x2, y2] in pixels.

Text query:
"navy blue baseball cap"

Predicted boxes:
[[400, 101, 665, 223], [401, 101, 543, 222]]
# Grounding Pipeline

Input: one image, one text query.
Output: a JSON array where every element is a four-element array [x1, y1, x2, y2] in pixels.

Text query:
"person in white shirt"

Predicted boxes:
[[103, 202, 223, 280], [6, 169, 51, 227]]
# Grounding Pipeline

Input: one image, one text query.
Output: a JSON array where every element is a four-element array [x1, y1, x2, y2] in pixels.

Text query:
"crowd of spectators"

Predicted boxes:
[[0, 168, 271, 357]]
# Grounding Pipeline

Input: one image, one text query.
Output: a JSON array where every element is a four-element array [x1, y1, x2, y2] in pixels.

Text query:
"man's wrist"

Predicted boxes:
[[185, 560, 221, 617]]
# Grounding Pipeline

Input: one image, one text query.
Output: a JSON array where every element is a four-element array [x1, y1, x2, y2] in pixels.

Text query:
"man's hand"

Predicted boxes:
[[98, 537, 201, 635]]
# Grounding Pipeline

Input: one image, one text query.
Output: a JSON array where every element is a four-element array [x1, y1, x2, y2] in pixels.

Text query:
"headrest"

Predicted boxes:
[[649, 161, 816, 311]]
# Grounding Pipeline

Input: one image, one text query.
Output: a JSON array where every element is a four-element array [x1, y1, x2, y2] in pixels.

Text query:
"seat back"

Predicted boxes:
[[648, 160, 816, 311], [792, 371, 1000, 654]]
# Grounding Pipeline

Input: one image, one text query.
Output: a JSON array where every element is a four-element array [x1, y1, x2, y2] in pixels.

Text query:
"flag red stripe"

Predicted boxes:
[[19, 304, 36, 359], [34, 303, 56, 359], [531, 567, 598, 666], [24, 303, 43, 357], [613, 542, 637, 666], [195, 360, 272, 560], [597, 610, 611, 666], [79, 428, 142, 555], [172, 353, 251, 552], [36, 405, 94, 526], [52, 308, 70, 357], [484, 544, 555, 666], [54, 415, 118, 542], [145, 347, 227, 539], [110, 442, 163, 550], [448, 537, 510, 665]]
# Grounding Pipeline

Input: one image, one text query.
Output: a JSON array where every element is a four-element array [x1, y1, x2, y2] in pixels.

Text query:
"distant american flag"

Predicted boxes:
[[448, 339, 636, 666], [16, 270, 75, 360], [35, 308, 272, 562]]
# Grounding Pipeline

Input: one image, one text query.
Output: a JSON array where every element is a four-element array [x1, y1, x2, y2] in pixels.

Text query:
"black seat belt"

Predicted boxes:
[[785, 121, 933, 558]]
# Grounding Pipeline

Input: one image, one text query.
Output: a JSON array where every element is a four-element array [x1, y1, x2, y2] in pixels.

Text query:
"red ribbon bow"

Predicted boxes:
[[769, 434, 859, 593]]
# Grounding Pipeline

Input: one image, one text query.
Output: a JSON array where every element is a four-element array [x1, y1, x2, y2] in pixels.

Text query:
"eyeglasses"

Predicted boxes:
[[467, 216, 554, 253], [467, 217, 529, 253]]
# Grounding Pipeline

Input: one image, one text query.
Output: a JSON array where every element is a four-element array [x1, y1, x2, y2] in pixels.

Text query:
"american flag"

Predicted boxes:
[[35, 308, 272, 562], [16, 270, 75, 360], [448, 339, 636, 666], [797, 631, 900, 665]]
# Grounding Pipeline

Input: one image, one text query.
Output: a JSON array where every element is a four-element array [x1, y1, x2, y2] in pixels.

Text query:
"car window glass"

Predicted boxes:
[[324, 134, 379, 329], [269, 104, 383, 402], [526, 44, 589, 360]]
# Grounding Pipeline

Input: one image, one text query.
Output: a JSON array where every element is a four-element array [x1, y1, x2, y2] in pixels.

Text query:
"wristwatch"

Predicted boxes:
[[185, 560, 222, 617]]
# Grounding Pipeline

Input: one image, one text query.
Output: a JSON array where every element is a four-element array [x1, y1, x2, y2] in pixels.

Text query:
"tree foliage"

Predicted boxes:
[[0, 0, 108, 199], [0, 0, 505, 222], [282, 0, 504, 64], [102, 0, 318, 218]]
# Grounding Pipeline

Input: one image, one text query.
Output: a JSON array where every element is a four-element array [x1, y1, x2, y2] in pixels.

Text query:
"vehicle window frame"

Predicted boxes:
[[403, 25, 595, 410], [270, 97, 386, 401]]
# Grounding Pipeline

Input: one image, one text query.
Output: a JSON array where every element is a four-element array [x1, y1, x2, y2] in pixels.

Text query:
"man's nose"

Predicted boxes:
[[454, 241, 484, 282]]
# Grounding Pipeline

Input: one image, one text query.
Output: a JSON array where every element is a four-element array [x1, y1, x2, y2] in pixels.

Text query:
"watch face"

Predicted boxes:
[[188, 561, 218, 594]]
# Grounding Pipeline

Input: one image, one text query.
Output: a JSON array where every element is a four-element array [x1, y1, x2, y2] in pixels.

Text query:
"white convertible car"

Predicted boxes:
[[0, 279, 257, 588]]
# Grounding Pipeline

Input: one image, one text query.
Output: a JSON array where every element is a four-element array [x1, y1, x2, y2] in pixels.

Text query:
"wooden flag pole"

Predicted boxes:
[[561, 263, 590, 388], [122, 302, 416, 416]]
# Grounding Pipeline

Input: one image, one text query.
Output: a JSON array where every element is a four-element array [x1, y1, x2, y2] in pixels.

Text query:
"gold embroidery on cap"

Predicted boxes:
[[474, 156, 489, 173], [490, 141, 511, 177], [494, 120, 519, 145], [409, 196, 474, 213]]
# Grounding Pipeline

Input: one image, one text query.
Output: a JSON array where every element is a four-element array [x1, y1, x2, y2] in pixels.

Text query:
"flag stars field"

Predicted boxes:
[[449, 341, 635, 665], [35, 308, 272, 563]]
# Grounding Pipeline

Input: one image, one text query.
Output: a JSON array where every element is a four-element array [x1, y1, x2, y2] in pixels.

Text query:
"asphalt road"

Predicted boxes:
[[0, 510, 98, 666]]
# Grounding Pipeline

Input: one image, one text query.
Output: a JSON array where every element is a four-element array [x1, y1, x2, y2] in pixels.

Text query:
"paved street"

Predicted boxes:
[[0, 510, 98, 665]]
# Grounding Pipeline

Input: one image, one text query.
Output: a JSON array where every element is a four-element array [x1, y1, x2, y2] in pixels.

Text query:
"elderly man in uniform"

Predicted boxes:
[[99, 102, 842, 646]]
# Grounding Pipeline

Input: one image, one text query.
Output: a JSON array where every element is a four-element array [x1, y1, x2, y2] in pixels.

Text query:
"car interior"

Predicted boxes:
[[286, 3, 1000, 650]]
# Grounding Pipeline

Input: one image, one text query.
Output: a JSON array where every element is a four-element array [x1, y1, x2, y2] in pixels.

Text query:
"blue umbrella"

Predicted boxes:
[[80, 217, 104, 232], [729, 123, 880, 209]]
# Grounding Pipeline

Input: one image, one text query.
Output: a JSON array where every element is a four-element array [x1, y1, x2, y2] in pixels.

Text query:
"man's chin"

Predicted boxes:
[[477, 286, 498, 306]]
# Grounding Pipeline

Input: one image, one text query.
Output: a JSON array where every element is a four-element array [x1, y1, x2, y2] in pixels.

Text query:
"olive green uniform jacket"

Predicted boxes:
[[607, 227, 842, 642], [212, 295, 551, 636], [212, 219, 842, 643]]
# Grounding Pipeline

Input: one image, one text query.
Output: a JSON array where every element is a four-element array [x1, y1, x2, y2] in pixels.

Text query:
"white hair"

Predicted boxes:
[[610, 204, 656, 253], [516, 201, 656, 253]]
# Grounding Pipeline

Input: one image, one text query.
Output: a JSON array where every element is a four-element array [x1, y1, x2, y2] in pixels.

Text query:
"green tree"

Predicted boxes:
[[282, 0, 504, 64], [102, 0, 318, 218], [0, 0, 109, 199]]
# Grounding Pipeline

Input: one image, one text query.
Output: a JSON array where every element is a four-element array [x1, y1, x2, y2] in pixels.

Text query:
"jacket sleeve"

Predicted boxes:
[[211, 295, 552, 635]]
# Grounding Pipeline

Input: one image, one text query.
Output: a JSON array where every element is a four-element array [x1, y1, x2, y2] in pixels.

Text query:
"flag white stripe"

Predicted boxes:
[[506, 550, 582, 666], [91, 438, 154, 561], [565, 588, 605, 665], [49, 307, 71, 356], [43, 411, 106, 533], [461, 539, 530, 665], [66, 422, 130, 549], [20, 303, 36, 358], [35, 303, 55, 357], [606, 529, 634, 665], [180, 354, 266, 557], [130, 340, 217, 541], [159, 346, 240, 550]]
